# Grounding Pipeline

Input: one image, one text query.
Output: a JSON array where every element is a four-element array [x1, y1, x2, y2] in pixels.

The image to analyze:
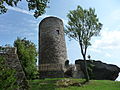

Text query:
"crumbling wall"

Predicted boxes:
[[0, 47, 29, 90]]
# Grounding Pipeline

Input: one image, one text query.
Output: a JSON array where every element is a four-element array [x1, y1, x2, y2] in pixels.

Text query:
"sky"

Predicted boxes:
[[0, 0, 120, 80]]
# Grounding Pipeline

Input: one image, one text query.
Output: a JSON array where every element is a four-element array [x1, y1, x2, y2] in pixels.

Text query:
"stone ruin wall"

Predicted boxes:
[[0, 47, 29, 90]]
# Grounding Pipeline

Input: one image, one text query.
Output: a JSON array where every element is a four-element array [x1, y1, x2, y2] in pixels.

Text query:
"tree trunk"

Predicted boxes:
[[78, 38, 89, 82], [83, 54, 89, 82]]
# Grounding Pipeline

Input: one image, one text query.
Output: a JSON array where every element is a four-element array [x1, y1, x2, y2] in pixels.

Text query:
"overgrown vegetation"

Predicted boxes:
[[29, 78, 120, 90], [0, 56, 17, 90], [14, 37, 38, 80]]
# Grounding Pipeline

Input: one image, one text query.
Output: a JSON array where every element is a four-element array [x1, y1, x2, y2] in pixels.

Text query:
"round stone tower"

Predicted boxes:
[[39, 16, 67, 78]]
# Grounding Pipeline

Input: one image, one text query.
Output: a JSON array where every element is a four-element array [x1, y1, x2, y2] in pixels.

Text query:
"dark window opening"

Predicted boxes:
[[56, 30, 60, 35]]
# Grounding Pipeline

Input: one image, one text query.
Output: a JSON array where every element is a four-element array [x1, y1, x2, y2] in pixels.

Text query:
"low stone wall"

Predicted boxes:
[[0, 47, 29, 90]]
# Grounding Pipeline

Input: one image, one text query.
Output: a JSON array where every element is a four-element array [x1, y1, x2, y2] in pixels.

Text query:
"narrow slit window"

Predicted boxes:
[[56, 30, 60, 35]]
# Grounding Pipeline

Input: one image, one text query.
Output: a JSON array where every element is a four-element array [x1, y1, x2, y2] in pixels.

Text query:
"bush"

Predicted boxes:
[[14, 37, 38, 80], [0, 56, 18, 90]]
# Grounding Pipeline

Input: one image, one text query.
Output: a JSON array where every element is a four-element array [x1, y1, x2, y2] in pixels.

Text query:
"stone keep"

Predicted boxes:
[[39, 16, 67, 78]]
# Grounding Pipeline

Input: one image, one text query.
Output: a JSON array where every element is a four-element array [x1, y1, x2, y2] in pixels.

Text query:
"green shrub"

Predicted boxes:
[[14, 37, 38, 80], [0, 56, 18, 90]]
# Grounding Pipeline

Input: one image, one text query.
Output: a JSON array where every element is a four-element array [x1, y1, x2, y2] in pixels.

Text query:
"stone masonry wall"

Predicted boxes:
[[0, 47, 29, 90], [39, 16, 67, 78]]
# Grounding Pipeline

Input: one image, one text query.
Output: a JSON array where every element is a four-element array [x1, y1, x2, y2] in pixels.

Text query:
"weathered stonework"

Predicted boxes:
[[39, 16, 67, 78], [0, 47, 29, 90]]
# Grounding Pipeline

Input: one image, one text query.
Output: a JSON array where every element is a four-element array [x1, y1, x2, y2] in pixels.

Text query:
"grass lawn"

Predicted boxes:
[[29, 78, 120, 90]]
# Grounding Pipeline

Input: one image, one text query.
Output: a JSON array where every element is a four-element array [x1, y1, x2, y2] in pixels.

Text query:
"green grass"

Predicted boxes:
[[29, 78, 120, 90]]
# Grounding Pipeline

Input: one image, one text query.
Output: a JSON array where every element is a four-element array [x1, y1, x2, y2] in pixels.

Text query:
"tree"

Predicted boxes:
[[0, 56, 17, 90], [14, 37, 38, 79], [0, 0, 49, 18], [65, 5, 102, 82]]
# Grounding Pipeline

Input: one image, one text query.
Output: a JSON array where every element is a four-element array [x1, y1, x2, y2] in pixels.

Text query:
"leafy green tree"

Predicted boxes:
[[65, 5, 102, 82], [0, 56, 17, 90], [0, 0, 49, 18], [14, 37, 38, 79]]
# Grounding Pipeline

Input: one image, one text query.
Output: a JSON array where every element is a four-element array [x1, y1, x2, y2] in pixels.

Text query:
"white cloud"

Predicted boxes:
[[6, 6, 51, 19], [92, 29, 120, 50], [109, 10, 120, 21], [6, 5, 68, 22], [6, 6, 34, 15], [88, 27, 120, 63], [105, 53, 112, 58], [88, 48, 102, 53], [105, 9, 120, 25]]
